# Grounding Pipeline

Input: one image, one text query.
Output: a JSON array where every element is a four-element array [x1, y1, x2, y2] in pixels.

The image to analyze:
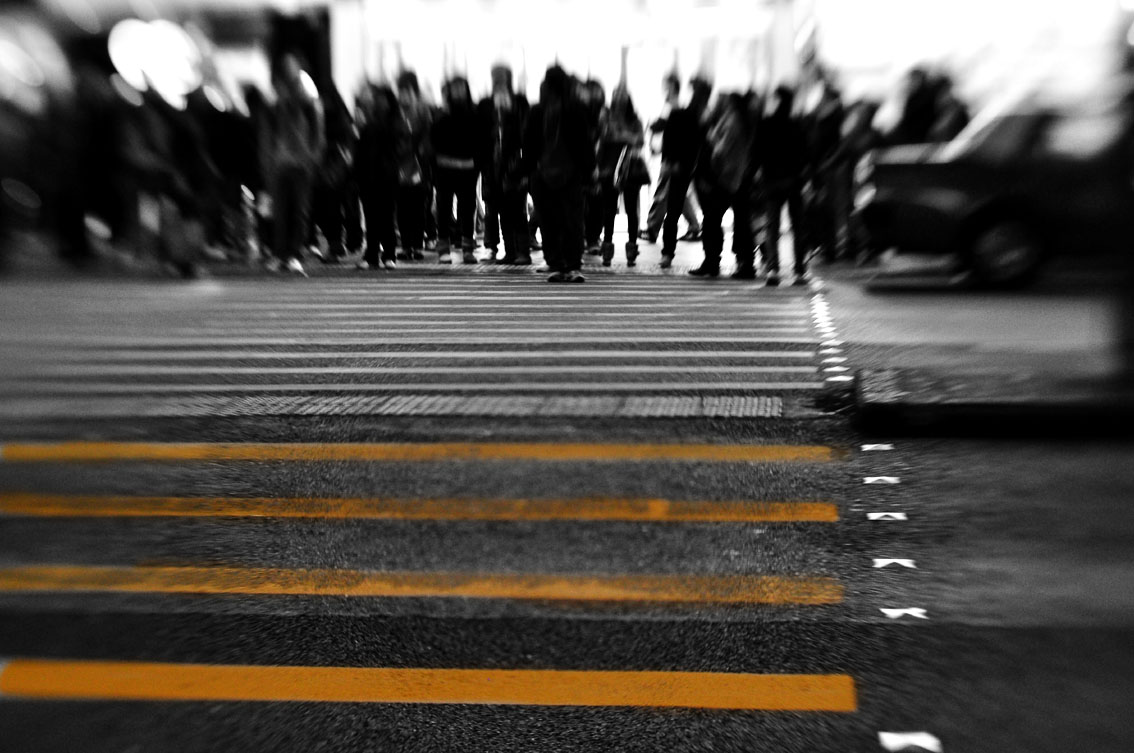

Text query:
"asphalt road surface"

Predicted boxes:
[[0, 263, 1130, 752]]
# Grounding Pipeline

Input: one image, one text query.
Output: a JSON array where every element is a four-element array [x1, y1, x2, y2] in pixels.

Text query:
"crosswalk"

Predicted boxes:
[[0, 273, 895, 750]]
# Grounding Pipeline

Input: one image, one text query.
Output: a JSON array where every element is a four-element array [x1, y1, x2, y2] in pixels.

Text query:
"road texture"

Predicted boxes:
[[0, 256, 1130, 752]]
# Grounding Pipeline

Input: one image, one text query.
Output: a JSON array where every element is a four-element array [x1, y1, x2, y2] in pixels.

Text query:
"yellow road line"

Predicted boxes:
[[0, 494, 838, 522], [0, 442, 838, 463], [0, 566, 842, 604], [0, 660, 857, 710]]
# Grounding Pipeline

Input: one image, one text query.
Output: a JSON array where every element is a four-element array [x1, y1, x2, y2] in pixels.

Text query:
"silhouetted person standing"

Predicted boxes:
[[644, 73, 701, 244], [659, 77, 711, 269], [760, 85, 808, 286], [477, 64, 531, 265], [523, 66, 593, 283], [432, 76, 479, 264]]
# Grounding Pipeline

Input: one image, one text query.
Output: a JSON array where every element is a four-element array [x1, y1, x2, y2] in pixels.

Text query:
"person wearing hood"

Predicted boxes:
[[477, 64, 531, 265], [523, 65, 594, 282], [432, 76, 480, 264]]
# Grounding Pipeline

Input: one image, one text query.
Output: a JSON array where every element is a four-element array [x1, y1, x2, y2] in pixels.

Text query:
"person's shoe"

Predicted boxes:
[[463, 250, 477, 264], [529, 239, 542, 251], [765, 272, 781, 287], [381, 257, 397, 270], [792, 272, 810, 286], [731, 265, 757, 280], [307, 244, 325, 260], [659, 252, 674, 269], [547, 270, 567, 282], [564, 269, 586, 283], [412, 250, 425, 261], [424, 238, 437, 250], [585, 242, 601, 256], [679, 228, 702, 242], [536, 264, 552, 273], [639, 228, 658, 243], [625, 243, 639, 267], [514, 254, 532, 266], [600, 242, 615, 267], [356, 260, 373, 270], [264, 257, 282, 273], [438, 251, 452, 264], [484, 246, 498, 262], [688, 264, 719, 278], [286, 258, 307, 277]]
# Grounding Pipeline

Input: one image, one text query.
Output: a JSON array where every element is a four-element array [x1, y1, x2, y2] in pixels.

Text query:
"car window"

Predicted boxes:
[[1036, 112, 1129, 159]]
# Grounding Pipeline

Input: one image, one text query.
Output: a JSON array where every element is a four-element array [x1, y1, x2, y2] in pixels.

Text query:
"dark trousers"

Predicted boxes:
[[697, 183, 755, 270], [646, 164, 700, 237], [602, 185, 640, 246], [661, 168, 694, 254], [485, 185, 530, 260], [528, 202, 540, 242], [313, 182, 347, 257], [765, 180, 807, 274], [434, 167, 477, 252], [360, 182, 397, 263], [397, 183, 427, 252], [344, 181, 363, 252], [532, 176, 584, 273], [271, 164, 313, 262], [422, 178, 437, 241], [584, 187, 604, 247]]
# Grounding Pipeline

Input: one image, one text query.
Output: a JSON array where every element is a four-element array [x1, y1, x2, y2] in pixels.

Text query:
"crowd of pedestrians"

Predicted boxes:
[[65, 50, 971, 285]]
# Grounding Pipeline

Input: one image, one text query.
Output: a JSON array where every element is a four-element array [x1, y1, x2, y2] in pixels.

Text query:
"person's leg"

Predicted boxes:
[[532, 181, 561, 271], [397, 184, 425, 255], [602, 185, 618, 245], [562, 183, 585, 273], [661, 170, 690, 264], [764, 190, 785, 279], [584, 188, 603, 250], [682, 188, 701, 233], [324, 186, 345, 258], [360, 190, 380, 265], [457, 172, 478, 261], [696, 188, 724, 272], [731, 189, 755, 274], [434, 170, 455, 260], [271, 171, 291, 263], [505, 191, 531, 264], [623, 188, 640, 264], [645, 166, 671, 239], [343, 181, 363, 254], [422, 178, 436, 244], [483, 182, 501, 253], [376, 182, 398, 261], [787, 185, 808, 275]]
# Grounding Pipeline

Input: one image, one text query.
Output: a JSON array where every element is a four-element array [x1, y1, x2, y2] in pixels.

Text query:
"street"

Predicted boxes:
[[0, 264, 1131, 752]]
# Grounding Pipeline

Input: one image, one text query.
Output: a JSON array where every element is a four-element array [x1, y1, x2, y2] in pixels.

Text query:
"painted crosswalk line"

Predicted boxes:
[[0, 493, 839, 522], [0, 565, 843, 604], [0, 660, 857, 710], [0, 442, 840, 463]]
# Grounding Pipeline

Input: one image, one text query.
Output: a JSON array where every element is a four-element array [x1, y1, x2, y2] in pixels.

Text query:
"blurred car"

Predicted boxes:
[[854, 99, 1134, 285]]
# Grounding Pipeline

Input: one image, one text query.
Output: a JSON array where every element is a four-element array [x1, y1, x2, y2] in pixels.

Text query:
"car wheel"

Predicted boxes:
[[968, 220, 1043, 287]]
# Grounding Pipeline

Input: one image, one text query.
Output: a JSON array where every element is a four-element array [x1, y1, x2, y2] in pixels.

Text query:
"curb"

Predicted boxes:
[[853, 368, 1134, 436]]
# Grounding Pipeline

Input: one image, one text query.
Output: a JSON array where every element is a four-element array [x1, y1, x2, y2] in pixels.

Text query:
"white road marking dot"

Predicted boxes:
[[878, 732, 942, 752], [867, 512, 908, 521], [819, 348, 843, 355], [826, 375, 854, 383], [862, 444, 895, 451], [880, 608, 929, 620], [823, 366, 849, 373], [822, 357, 847, 364], [821, 339, 844, 346], [873, 559, 917, 569], [864, 476, 900, 484]]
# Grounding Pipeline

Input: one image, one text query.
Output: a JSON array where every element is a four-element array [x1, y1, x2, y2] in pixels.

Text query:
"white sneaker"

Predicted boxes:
[[286, 258, 307, 276], [356, 260, 372, 270], [438, 251, 452, 264], [264, 257, 282, 273], [382, 258, 397, 270]]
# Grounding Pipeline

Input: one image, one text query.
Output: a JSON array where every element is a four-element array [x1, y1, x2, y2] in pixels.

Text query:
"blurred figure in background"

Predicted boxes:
[[581, 79, 607, 257], [311, 86, 356, 263], [265, 54, 324, 276], [478, 63, 531, 265], [524, 65, 593, 283], [644, 72, 701, 245], [691, 91, 756, 278], [433, 76, 479, 264], [354, 84, 404, 270], [759, 85, 809, 286], [804, 68, 847, 262], [659, 76, 711, 269], [597, 85, 646, 267], [928, 73, 970, 142], [832, 98, 881, 261], [396, 70, 432, 261], [890, 66, 937, 146]]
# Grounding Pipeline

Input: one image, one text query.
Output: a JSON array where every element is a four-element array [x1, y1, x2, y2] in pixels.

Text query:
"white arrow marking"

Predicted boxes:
[[864, 476, 900, 484], [862, 444, 894, 451], [878, 731, 942, 752], [867, 512, 907, 521], [873, 559, 917, 569], [880, 608, 928, 620]]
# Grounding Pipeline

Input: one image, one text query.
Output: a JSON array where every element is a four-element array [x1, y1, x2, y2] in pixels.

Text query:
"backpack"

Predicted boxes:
[[707, 106, 749, 194], [538, 106, 575, 189]]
